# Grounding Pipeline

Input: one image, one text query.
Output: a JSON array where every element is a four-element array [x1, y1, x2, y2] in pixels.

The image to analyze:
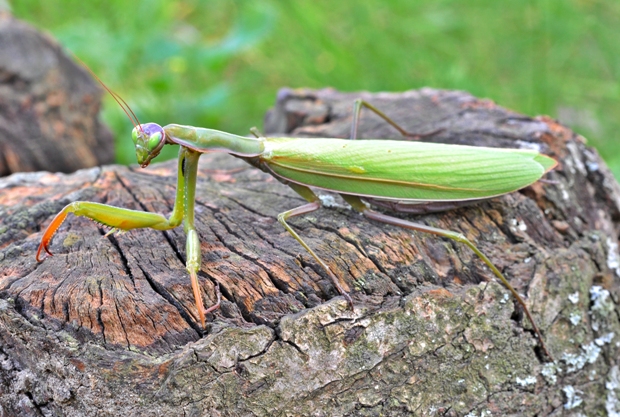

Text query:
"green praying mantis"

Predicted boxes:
[[36, 87, 557, 360]]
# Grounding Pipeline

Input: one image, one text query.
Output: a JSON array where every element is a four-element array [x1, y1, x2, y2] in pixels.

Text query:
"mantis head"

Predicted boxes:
[[132, 123, 167, 167]]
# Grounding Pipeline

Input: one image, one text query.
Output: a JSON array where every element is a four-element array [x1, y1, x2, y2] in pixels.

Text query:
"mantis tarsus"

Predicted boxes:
[[36, 89, 557, 360]]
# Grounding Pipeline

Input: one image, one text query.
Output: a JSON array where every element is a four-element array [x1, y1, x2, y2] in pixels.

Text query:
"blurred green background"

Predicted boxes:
[[11, 0, 620, 178]]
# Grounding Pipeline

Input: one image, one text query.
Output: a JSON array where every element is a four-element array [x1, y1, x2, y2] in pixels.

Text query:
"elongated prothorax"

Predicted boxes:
[[164, 124, 265, 157]]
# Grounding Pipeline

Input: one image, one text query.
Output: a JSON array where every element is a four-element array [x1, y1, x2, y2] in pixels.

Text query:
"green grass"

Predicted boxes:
[[10, 0, 620, 178]]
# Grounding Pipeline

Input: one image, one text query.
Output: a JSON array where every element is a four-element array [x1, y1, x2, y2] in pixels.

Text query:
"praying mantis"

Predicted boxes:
[[36, 89, 557, 360]]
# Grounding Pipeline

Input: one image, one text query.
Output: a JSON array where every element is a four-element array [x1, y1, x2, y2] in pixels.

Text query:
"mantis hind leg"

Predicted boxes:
[[278, 183, 353, 308], [340, 193, 553, 361], [350, 99, 443, 140]]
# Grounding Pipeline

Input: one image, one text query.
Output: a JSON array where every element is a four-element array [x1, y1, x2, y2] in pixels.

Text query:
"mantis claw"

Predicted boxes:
[[325, 268, 354, 310], [204, 282, 222, 316], [189, 270, 206, 327], [36, 241, 54, 262], [37, 201, 175, 263], [189, 272, 222, 328], [36, 208, 70, 262], [342, 291, 354, 310], [103, 228, 118, 237]]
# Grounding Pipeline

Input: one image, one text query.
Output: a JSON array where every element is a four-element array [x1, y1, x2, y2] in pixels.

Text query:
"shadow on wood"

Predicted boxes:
[[1, 88, 619, 415]]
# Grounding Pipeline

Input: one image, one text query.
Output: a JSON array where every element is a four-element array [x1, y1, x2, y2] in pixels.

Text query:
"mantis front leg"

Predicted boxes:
[[37, 147, 217, 327]]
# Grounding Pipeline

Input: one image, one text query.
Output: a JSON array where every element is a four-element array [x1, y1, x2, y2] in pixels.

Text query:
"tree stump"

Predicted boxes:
[[0, 14, 113, 176], [1, 88, 619, 416]]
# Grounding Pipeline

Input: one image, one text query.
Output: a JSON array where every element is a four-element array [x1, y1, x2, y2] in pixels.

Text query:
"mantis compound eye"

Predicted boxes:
[[148, 131, 163, 151], [132, 123, 166, 168]]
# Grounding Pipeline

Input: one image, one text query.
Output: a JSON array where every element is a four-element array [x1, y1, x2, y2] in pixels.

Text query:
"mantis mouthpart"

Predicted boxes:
[[37, 97, 557, 361]]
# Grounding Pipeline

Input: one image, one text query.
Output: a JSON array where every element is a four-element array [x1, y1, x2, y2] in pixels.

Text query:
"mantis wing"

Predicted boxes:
[[262, 138, 557, 201]]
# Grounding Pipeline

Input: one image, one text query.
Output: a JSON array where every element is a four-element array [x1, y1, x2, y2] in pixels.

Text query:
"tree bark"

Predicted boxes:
[[0, 14, 113, 176], [1, 87, 619, 416]]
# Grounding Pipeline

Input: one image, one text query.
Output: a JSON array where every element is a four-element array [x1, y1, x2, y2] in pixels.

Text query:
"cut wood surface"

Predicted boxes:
[[0, 14, 113, 176], [1, 88, 620, 416]]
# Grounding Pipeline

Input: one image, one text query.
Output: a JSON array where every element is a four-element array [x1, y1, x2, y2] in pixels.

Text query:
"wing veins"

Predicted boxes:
[[269, 160, 484, 193]]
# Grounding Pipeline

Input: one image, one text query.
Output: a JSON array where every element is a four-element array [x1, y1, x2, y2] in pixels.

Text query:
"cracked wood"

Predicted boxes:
[[1, 87, 619, 415]]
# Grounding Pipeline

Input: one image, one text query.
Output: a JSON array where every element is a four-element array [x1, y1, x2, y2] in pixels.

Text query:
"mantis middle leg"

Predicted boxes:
[[277, 183, 353, 308]]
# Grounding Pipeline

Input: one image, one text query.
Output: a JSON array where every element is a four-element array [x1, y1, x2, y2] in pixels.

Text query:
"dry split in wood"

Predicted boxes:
[[1, 88, 620, 415]]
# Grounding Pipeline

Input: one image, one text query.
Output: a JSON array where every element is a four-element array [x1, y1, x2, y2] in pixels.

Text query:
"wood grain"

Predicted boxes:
[[1, 87, 619, 415]]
